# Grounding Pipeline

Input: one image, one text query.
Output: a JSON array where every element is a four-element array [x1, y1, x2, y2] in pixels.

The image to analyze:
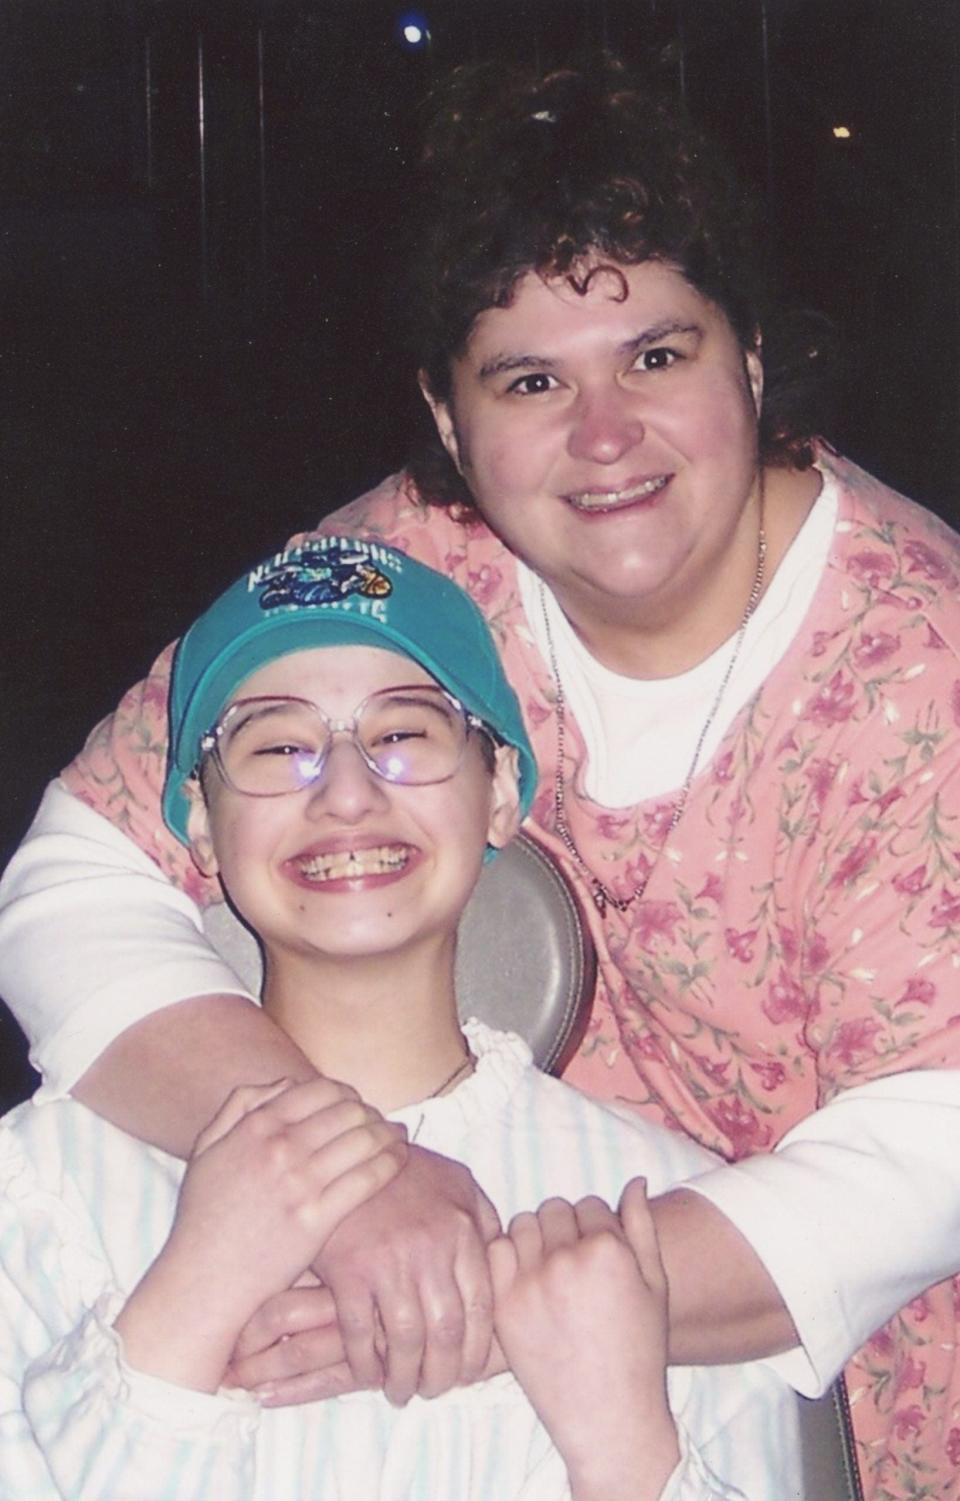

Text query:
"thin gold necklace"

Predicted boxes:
[[410, 1052, 475, 1144], [428, 1052, 474, 1098], [538, 520, 767, 918]]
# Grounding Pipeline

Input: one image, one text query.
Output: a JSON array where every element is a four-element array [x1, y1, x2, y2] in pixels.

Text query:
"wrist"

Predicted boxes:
[[564, 1414, 680, 1501], [114, 1250, 252, 1393]]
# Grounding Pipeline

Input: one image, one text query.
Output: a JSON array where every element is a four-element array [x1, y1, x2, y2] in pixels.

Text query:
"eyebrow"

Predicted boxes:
[[221, 700, 298, 736], [621, 320, 702, 351], [477, 352, 556, 380], [476, 320, 703, 381]]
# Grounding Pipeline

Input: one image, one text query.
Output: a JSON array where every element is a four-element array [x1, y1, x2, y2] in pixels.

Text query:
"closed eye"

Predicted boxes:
[[375, 729, 426, 744], [252, 742, 315, 758]]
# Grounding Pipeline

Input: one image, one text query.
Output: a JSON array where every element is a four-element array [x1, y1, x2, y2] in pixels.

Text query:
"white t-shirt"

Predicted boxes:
[[518, 473, 838, 806]]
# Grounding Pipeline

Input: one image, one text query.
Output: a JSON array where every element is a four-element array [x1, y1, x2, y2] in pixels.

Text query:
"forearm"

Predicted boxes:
[[655, 1070, 960, 1380], [113, 1252, 244, 1392], [73, 994, 318, 1156], [651, 1188, 796, 1366]]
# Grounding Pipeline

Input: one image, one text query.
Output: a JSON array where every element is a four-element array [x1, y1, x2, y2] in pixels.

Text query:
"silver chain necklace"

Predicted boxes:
[[538, 522, 767, 918]]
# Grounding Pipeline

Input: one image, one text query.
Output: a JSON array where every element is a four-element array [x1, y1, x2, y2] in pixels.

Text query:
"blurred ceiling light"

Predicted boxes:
[[398, 11, 431, 49], [832, 125, 852, 139]]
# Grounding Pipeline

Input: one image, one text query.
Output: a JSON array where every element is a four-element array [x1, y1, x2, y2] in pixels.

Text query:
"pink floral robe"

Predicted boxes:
[[65, 448, 960, 1499]]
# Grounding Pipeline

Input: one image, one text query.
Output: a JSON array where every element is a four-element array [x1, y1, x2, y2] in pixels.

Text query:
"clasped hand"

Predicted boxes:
[[169, 1078, 501, 1405], [224, 1137, 503, 1406], [224, 1140, 670, 1464]]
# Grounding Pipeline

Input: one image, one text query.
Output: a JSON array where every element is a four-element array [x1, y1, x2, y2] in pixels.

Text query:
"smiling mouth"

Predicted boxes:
[[294, 845, 411, 883], [566, 475, 669, 513]]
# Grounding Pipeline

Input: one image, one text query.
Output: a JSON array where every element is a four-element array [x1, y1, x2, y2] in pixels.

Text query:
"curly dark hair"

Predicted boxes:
[[401, 55, 831, 510]]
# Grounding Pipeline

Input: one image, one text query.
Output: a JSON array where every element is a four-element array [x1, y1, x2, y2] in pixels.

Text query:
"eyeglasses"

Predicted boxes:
[[199, 687, 489, 797]]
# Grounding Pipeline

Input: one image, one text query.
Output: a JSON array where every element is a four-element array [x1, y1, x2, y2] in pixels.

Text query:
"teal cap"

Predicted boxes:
[[163, 536, 537, 848]]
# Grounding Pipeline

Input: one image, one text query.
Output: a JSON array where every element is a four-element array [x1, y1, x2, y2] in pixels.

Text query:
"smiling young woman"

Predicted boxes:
[[191, 647, 514, 989]]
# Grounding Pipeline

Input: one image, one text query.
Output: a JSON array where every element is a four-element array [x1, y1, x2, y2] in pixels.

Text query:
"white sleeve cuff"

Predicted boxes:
[[682, 1069, 960, 1394], [21, 1293, 260, 1499], [659, 1420, 744, 1501], [0, 782, 258, 1100], [91, 1291, 261, 1433]]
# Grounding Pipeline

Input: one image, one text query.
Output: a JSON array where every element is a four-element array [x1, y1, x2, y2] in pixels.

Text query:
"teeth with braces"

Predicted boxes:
[[568, 475, 668, 511], [295, 845, 410, 882]]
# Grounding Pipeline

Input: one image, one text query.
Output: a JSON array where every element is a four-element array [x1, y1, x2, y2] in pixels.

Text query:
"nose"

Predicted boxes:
[[566, 383, 645, 465], [302, 735, 390, 822]]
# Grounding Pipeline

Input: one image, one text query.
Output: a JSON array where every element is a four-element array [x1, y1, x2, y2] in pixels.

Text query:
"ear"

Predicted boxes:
[[418, 370, 463, 473], [745, 335, 763, 417], [185, 779, 220, 879], [485, 745, 523, 853]]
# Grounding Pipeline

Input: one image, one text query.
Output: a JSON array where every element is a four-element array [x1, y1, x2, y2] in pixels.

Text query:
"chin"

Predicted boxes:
[[573, 560, 674, 605]]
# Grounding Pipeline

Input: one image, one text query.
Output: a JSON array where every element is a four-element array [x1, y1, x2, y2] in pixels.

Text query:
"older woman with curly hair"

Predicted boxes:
[[4, 56, 960, 1500]]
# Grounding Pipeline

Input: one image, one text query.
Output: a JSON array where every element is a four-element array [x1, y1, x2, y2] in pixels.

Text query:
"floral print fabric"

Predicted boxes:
[[64, 449, 960, 1499]]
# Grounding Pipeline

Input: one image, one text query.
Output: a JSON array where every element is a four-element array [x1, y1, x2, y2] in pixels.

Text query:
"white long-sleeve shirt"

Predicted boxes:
[[3, 782, 960, 1403], [0, 1025, 792, 1500]]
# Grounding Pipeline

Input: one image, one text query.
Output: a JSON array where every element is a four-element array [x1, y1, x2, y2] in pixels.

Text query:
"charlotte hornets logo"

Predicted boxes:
[[258, 547, 393, 611]]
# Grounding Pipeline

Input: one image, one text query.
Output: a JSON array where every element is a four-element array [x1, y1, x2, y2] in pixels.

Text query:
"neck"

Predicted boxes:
[[261, 938, 471, 1113], [552, 463, 820, 679]]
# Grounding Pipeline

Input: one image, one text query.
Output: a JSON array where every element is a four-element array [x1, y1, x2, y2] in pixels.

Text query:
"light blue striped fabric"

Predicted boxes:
[[0, 1024, 799, 1500]]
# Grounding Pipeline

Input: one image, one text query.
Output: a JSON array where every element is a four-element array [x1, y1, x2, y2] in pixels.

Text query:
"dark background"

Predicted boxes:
[[3, 0, 959, 1105]]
